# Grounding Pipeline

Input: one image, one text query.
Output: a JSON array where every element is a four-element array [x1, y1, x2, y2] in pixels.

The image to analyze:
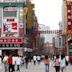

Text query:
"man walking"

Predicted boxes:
[[8, 54, 13, 72]]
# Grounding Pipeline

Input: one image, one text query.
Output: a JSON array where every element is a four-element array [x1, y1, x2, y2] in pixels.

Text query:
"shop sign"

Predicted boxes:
[[4, 0, 16, 2], [4, 7, 17, 11], [0, 37, 23, 43]]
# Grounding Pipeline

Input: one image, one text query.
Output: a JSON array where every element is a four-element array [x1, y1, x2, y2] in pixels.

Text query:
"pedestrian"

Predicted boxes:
[[33, 55, 37, 65], [3, 54, 8, 72], [54, 55, 60, 72], [16, 55, 21, 72], [44, 55, 49, 72], [0, 56, 2, 69], [8, 54, 13, 72], [25, 56, 29, 69], [12, 55, 16, 72], [65, 56, 68, 66], [37, 55, 41, 65], [69, 56, 72, 65], [60, 55, 66, 72]]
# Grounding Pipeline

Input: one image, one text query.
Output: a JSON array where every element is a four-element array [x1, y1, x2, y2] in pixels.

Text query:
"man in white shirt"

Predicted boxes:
[[16, 56, 21, 71], [33, 55, 37, 65], [12, 56, 16, 72], [3, 55, 8, 72], [37, 56, 41, 65]]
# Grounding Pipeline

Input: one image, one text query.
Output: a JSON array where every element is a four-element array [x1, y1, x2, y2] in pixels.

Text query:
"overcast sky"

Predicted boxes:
[[32, 0, 63, 30]]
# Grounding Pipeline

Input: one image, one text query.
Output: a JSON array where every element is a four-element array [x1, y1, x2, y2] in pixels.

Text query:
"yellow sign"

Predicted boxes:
[[23, 7, 28, 16]]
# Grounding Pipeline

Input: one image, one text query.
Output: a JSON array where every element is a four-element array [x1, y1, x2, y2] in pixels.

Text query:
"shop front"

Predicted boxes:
[[0, 37, 24, 56]]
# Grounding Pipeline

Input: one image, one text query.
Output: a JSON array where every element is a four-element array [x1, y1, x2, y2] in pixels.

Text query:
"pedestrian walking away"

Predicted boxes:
[[54, 55, 60, 72], [25, 56, 29, 69], [44, 55, 49, 72], [60, 55, 66, 72]]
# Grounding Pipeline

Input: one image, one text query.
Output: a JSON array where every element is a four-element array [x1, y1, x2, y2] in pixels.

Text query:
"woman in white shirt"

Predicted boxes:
[[60, 55, 66, 72]]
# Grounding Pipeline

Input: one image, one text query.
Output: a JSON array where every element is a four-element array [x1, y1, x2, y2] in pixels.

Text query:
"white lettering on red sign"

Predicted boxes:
[[0, 38, 23, 43]]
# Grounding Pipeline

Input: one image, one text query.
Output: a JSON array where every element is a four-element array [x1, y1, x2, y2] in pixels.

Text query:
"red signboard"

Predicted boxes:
[[19, 28, 24, 35], [67, 24, 72, 30], [0, 38, 23, 43], [12, 23, 17, 30]]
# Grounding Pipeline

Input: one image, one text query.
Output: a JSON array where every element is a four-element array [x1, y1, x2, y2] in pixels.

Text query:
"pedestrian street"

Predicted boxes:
[[0, 60, 72, 72]]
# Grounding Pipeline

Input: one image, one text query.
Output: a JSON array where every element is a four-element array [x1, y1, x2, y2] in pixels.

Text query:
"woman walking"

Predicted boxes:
[[44, 55, 49, 72], [54, 55, 60, 72], [60, 55, 66, 72]]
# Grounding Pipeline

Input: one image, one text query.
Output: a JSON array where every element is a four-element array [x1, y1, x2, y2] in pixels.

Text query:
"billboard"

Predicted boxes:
[[3, 17, 18, 33]]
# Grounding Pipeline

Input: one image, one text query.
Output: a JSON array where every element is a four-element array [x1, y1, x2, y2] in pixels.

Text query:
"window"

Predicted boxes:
[[3, 11, 17, 17]]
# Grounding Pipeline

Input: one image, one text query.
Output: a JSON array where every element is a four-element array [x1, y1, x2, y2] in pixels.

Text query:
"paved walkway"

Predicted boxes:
[[20, 61, 72, 72], [0, 61, 72, 72]]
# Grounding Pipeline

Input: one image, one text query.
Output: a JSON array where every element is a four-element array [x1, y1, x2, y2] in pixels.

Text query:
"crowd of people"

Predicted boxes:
[[44, 54, 72, 72], [0, 54, 72, 72], [0, 54, 42, 72], [3, 54, 22, 72]]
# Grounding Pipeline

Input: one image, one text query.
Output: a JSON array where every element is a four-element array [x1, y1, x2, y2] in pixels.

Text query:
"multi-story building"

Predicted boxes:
[[52, 35, 62, 55], [0, 0, 26, 56], [62, 0, 72, 55]]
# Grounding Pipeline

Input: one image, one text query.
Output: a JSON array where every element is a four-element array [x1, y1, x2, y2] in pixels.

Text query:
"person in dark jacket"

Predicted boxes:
[[25, 56, 29, 69]]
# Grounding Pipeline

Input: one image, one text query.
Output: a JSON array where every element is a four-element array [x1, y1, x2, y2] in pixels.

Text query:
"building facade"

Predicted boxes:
[[0, 0, 26, 56], [62, 0, 72, 55]]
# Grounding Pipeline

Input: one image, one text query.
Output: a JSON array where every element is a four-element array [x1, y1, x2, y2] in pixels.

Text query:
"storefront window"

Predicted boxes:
[[3, 11, 17, 17]]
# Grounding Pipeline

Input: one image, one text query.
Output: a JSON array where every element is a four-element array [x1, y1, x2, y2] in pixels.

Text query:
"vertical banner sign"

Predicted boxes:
[[66, 1, 71, 33]]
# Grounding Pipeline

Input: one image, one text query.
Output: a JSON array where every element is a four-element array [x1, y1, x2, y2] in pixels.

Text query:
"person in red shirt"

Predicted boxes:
[[8, 54, 13, 72]]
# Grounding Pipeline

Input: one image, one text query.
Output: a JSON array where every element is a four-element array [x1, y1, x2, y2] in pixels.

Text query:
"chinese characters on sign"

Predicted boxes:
[[0, 38, 23, 43]]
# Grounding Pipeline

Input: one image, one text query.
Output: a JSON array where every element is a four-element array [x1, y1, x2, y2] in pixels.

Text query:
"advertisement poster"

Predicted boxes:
[[3, 18, 18, 33]]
